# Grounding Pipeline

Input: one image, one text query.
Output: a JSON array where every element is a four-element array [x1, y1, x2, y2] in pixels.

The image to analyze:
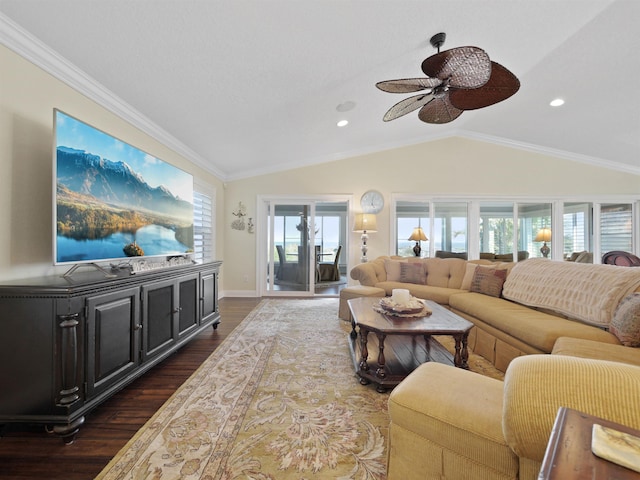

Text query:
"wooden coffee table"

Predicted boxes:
[[347, 296, 473, 392]]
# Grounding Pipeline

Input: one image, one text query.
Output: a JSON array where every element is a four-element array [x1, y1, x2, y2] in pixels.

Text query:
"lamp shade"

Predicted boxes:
[[353, 213, 377, 232], [408, 227, 428, 242], [534, 228, 552, 242]]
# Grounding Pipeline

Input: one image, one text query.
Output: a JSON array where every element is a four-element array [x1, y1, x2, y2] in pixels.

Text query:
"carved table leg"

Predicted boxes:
[[374, 333, 387, 393], [453, 333, 470, 370], [358, 328, 370, 385], [350, 318, 357, 339]]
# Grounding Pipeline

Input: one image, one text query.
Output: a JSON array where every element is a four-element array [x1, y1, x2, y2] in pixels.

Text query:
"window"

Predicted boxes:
[[193, 189, 215, 263], [601, 203, 633, 252], [396, 201, 429, 257], [563, 202, 591, 259], [392, 196, 639, 263], [479, 202, 513, 255], [518, 203, 551, 259], [433, 202, 467, 255]]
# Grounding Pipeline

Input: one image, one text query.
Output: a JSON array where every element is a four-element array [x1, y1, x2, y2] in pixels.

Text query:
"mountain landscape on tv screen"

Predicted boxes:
[[56, 146, 194, 262]]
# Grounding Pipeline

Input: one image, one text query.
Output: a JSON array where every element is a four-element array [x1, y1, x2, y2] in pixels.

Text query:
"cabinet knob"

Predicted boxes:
[[172, 307, 182, 314], [134, 324, 142, 331]]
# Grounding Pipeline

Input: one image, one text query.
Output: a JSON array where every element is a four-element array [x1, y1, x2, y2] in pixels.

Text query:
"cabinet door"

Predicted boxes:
[[86, 287, 140, 398], [178, 274, 199, 337], [141, 279, 177, 360], [200, 269, 220, 327]]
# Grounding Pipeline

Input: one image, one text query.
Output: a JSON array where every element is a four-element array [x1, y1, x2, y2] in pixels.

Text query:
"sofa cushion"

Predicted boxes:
[[449, 293, 619, 353], [551, 338, 640, 367], [423, 258, 467, 289], [388, 362, 517, 478], [610, 293, 640, 347], [470, 266, 507, 298], [399, 262, 426, 284], [384, 258, 407, 281]]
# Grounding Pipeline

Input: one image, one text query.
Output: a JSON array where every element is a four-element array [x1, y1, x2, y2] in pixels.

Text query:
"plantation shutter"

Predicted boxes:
[[193, 190, 214, 263]]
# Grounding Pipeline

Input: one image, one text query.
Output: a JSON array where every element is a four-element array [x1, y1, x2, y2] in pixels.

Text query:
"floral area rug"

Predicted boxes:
[[97, 298, 389, 480], [97, 298, 503, 480]]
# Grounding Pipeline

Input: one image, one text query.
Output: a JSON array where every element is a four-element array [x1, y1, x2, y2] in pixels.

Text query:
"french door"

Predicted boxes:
[[258, 196, 350, 296]]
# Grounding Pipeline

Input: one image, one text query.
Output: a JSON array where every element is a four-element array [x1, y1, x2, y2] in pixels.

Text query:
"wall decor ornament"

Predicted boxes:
[[247, 218, 254, 234], [231, 202, 247, 230]]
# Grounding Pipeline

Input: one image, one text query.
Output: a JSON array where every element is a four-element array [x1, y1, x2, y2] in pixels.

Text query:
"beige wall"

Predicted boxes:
[[0, 45, 224, 281], [2, 45, 639, 294], [224, 138, 640, 293]]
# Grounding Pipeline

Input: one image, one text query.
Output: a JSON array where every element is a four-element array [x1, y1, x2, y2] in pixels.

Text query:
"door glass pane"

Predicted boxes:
[[601, 204, 633, 254], [271, 204, 312, 292], [563, 202, 593, 262], [396, 201, 429, 257], [479, 202, 513, 257], [433, 202, 467, 256], [518, 203, 551, 259], [314, 202, 347, 292]]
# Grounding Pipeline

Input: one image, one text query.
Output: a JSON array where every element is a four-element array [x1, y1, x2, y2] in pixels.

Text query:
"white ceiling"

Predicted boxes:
[[1, 0, 639, 181]]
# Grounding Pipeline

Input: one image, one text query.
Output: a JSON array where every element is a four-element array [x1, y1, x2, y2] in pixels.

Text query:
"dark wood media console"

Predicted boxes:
[[0, 261, 221, 443]]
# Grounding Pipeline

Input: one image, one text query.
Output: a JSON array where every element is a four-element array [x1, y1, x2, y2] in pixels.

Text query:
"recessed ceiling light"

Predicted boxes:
[[550, 98, 565, 107], [337, 120, 349, 127]]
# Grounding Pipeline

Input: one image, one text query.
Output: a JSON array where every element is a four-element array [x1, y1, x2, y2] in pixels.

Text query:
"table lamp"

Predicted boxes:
[[534, 228, 552, 258], [408, 227, 428, 257], [354, 213, 377, 262]]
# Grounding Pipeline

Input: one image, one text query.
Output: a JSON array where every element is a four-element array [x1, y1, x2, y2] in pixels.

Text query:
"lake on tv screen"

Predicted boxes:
[[57, 224, 191, 263]]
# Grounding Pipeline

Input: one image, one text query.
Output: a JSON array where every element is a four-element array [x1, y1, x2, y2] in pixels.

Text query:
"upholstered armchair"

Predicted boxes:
[[386, 354, 640, 480]]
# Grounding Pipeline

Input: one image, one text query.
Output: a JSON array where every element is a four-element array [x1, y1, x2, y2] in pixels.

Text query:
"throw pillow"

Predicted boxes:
[[399, 262, 426, 284], [461, 263, 478, 290], [470, 266, 507, 298], [384, 259, 407, 282], [610, 293, 640, 347]]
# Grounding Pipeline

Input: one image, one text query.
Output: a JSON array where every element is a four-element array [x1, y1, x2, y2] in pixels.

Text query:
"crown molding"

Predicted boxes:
[[459, 130, 640, 176], [0, 13, 226, 181]]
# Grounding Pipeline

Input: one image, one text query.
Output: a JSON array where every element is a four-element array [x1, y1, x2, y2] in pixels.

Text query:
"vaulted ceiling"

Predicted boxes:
[[1, 1, 639, 181]]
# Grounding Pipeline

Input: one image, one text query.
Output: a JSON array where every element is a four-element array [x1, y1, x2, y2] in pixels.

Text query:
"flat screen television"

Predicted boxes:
[[53, 109, 194, 266]]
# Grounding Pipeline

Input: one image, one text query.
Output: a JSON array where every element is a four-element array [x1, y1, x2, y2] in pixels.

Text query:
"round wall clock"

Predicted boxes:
[[360, 190, 384, 214]]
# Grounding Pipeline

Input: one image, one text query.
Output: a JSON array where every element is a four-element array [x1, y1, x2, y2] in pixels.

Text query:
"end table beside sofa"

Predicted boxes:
[[342, 255, 640, 480]]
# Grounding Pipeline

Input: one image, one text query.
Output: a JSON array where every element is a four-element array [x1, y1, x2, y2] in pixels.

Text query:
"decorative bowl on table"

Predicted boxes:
[[378, 296, 428, 316]]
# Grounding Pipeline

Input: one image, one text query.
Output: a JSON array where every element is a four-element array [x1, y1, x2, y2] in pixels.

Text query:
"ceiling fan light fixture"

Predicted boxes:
[[376, 32, 520, 124], [550, 98, 565, 107]]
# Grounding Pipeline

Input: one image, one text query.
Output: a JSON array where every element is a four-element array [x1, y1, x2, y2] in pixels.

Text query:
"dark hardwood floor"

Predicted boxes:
[[0, 297, 262, 480]]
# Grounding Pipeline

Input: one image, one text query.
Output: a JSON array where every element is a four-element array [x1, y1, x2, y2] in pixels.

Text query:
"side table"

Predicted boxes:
[[539, 407, 640, 479]]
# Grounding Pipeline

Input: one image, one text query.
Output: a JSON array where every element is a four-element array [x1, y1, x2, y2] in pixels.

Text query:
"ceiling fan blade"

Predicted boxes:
[[421, 46, 491, 89], [417, 94, 463, 124], [382, 93, 435, 122], [449, 62, 520, 110], [376, 77, 441, 93]]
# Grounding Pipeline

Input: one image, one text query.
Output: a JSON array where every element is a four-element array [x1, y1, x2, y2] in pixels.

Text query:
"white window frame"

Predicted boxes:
[[193, 180, 216, 263]]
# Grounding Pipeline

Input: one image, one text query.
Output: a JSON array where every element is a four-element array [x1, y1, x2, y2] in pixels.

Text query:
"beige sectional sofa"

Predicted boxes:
[[347, 255, 640, 479], [348, 255, 640, 371]]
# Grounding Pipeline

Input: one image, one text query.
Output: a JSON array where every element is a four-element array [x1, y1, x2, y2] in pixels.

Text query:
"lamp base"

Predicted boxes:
[[360, 231, 369, 263], [540, 242, 550, 258], [413, 242, 421, 257]]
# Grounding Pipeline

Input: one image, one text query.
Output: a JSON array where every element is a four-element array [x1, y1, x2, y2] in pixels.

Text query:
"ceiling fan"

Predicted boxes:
[[376, 33, 520, 124]]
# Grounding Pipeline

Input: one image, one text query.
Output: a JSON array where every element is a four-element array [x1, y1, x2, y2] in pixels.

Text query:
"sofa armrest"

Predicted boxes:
[[502, 355, 640, 463], [350, 261, 382, 286]]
